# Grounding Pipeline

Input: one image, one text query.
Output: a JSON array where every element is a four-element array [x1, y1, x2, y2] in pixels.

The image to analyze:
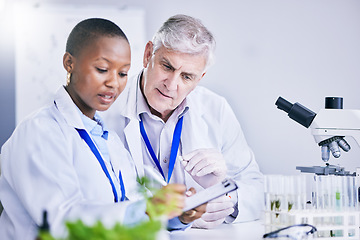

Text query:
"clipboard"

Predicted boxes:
[[183, 178, 238, 212]]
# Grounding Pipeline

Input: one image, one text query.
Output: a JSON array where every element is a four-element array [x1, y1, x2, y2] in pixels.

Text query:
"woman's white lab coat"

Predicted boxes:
[[104, 72, 265, 223], [0, 87, 144, 240]]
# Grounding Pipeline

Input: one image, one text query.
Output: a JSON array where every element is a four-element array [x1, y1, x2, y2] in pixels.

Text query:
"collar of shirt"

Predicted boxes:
[[77, 109, 109, 140]]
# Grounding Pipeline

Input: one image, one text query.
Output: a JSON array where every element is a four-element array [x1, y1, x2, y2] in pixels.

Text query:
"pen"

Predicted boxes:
[[179, 156, 189, 168], [144, 164, 194, 197], [143, 165, 167, 186]]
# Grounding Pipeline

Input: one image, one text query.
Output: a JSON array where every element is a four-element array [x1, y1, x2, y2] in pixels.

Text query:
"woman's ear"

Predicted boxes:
[[143, 41, 153, 68], [63, 52, 74, 73]]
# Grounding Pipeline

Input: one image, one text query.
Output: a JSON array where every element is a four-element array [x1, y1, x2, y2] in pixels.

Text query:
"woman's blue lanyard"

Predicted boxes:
[[76, 128, 126, 202], [139, 115, 184, 183]]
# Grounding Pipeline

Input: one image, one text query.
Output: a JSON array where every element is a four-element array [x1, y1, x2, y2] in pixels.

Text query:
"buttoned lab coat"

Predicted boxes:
[[103, 72, 265, 223], [0, 87, 143, 240]]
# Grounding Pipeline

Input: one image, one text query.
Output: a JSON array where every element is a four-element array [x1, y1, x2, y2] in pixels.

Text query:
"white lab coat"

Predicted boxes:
[[0, 87, 144, 240], [103, 72, 264, 223]]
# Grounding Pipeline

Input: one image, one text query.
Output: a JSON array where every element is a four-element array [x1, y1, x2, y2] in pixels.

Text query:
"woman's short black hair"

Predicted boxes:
[[66, 18, 129, 57]]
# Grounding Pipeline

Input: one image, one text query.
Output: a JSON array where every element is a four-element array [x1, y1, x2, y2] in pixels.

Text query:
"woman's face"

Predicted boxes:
[[64, 36, 131, 119]]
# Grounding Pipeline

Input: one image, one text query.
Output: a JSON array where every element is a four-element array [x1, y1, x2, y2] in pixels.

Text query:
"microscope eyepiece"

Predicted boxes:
[[325, 97, 343, 109], [275, 96, 316, 128], [275, 97, 293, 113]]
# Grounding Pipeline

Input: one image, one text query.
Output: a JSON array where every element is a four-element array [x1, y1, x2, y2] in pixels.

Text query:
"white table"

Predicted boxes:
[[170, 220, 265, 240]]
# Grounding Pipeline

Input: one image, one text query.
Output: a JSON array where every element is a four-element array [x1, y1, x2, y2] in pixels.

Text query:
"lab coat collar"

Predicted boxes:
[[135, 73, 149, 119], [117, 73, 146, 177], [110, 72, 140, 122], [53, 86, 86, 130], [184, 87, 204, 117]]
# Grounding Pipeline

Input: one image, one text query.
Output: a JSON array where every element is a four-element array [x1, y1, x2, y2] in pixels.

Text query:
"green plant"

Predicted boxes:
[[270, 199, 281, 211], [39, 220, 162, 240], [288, 202, 293, 212], [38, 176, 176, 240], [270, 199, 281, 218]]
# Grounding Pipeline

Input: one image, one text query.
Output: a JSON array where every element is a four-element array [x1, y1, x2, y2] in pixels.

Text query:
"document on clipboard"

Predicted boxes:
[[183, 178, 238, 212]]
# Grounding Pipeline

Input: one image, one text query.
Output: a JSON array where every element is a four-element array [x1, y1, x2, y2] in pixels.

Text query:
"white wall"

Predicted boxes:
[[130, 0, 360, 175], [5, 0, 360, 175], [13, 5, 146, 123]]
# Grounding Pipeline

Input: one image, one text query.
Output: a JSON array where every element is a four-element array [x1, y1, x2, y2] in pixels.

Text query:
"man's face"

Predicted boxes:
[[141, 42, 207, 121]]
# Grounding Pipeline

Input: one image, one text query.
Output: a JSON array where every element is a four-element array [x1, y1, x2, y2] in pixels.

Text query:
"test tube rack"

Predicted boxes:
[[264, 209, 360, 239], [264, 173, 360, 239]]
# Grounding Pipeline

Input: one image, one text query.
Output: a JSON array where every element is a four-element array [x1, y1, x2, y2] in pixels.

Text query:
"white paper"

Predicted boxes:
[[183, 178, 238, 212]]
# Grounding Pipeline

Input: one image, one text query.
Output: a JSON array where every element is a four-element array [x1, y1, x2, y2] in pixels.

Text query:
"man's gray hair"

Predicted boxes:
[[152, 14, 216, 71]]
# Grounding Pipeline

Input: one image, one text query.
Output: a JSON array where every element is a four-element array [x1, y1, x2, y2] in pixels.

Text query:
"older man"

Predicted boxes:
[[104, 14, 264, 228]]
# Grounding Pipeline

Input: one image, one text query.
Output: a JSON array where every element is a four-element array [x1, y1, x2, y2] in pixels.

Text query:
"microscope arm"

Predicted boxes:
[[310, 109, 360, 161], [276, 97, 360, 162], [311, 128, 360, 147], [310, 108, 360, 145]]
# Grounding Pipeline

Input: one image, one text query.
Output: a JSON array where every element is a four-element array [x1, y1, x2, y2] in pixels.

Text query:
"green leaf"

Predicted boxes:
[[39, 176, 167, 240]]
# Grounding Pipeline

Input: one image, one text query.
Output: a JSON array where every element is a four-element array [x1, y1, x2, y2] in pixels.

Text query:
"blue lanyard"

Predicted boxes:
[[139, 115, 183, 183], [76, 128, 126, 202]]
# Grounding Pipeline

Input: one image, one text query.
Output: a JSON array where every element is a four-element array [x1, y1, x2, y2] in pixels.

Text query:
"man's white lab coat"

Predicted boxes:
[[104, 72, 264, 223]]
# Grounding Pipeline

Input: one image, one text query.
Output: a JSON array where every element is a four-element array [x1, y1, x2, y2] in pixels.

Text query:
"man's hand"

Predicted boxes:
[[178, 187, 207, 224], [192, 195, 234, 229], [182, 148, 227, 188]]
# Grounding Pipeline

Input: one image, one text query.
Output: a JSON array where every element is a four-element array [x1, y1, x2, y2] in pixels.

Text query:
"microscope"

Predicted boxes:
[[275, 96, 360, 176], [269, 97, 360, 237]]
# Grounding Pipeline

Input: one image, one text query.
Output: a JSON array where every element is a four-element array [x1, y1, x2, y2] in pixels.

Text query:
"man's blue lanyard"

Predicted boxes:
[[139, 115, 184, 183], [76, 128, 126, 202]]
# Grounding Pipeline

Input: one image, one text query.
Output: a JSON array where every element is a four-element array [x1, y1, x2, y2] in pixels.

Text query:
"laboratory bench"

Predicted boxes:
[[170, 220, 265, 240]]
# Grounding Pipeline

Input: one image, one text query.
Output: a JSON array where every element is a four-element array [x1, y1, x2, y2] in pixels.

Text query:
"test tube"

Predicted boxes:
[[264, 175, 278, 226], [299, 174, 307, 210], [348, 175, 356, 209], [313, 175, 323, 210], [266, 175, 286, 225], [324, 175, 332, 210], [343, 176, 350, 210], [264, 175, 269, 211], [323, 175, 333, 234], [334, 175, 342, 211], [285, 176, 295, 212], [348, 175, 357, 209], [264, 175, 278, 211], [290, 174, 307, 211]]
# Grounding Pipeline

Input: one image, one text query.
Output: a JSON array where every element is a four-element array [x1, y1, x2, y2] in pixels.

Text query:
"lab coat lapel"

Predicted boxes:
[[106, 134, 122, 184], [121, 74, 145, 178], [180, 116, 209, 190], [180, 104, 209, 155], [180, 95, 210, 190], [54, 86, 85, 129], [124, 120, 144, 178], [106, 134, 121, 171], [106, 133, 133, 201]]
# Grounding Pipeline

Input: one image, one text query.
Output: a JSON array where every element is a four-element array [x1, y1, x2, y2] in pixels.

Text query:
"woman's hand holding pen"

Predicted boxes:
[[147, 184, 186, 219], [144, 165, 206, 222], [147, 184, 206, 223]]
